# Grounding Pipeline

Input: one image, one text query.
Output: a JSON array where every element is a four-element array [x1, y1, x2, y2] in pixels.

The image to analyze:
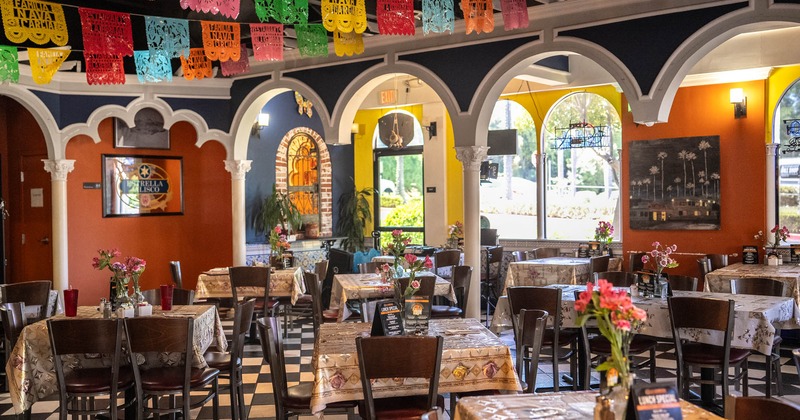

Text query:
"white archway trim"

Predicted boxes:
[[1, 82, 60, 159], [60, 96, 231, 159], [229, 75, 332, 161], [333, 61, 461, 145]]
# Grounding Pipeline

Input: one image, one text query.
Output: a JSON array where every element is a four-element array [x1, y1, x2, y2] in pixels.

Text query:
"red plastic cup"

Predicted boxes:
[[160, 284, 174, 311], [64, 289, 79, 317]]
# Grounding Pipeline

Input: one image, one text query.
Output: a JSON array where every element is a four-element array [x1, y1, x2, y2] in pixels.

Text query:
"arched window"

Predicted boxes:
[[541, 92, 621, 240], [287, 132, 320, 229], [775, 78, 800, 238]]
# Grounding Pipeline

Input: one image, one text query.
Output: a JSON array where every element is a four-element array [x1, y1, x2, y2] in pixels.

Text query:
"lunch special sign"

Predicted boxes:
[[102, 155, 183, 217]]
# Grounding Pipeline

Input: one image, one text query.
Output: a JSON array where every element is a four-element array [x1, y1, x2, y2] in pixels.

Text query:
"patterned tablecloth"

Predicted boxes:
[[195, 266, 305, 304], [330, 273, 457, 322], [454, 391, 723, 420], [502, 257, 623, 294], [491, 285, 799, 356], [705, 262, 800, 306], [6, 304, 227, 414], [310, 318, 522, 415]]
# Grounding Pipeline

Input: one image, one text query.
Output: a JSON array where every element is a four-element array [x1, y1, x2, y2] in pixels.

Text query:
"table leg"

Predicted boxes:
[[700, 367, 715, 405], [360, 299, 369, 322]]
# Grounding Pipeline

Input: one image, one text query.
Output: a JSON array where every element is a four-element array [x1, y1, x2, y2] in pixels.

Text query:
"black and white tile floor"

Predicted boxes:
[[2, 314, 799, 419]]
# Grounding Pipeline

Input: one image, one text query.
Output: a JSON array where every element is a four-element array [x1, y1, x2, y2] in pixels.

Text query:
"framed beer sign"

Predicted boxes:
[[102, 155, 184, 217]]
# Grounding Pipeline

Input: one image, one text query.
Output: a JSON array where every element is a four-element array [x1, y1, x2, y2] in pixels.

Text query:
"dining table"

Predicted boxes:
[[6, 304, 227, 415], [705, 262, 800, 306], [195, 266, 305, 304], [501, 256, 623, 294], [310, 318, 522, 416], [454, 390, 723, 420], [329, 272, 457, 322]]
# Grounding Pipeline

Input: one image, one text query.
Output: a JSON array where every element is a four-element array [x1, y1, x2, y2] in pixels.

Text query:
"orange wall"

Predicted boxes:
[[622, 80, 766, 282], [66, 119, 232, 305]]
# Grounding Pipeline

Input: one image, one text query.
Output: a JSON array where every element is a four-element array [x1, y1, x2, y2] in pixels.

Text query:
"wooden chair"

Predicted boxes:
[[141, 288, 195, 306], [397, 274, 436, 298], [356, 335, 444, 420], [667, 275, 698, 291], [794, 348, 800, 382], [258, 317, 356, 419], [0, 280, 52, 322], [729, 277, 785, 397], [668, 297, 749, 412], [697, 258, 711, 279], [1, 302, 27, 391], [507, 286, 579, 392], [511, 250, 527, 262], [481, 246, 504, 326], [203, 299, 255, 420], [169, 260, 184, 289], [431, 266, 472, 319], [229, 266, 280, 341], [730, 396, 800, 419], [706, 253, 729, 270], [628, 252, 646, 272], [433, 249, 461, 280], [358, 262, 379, 274], [124, 316, 220, 419], [531, 247, 559, 259], [589, 255, 610, 274], [518, 309, 548, 393], [48, 318, 134, 420], [593, 271, 637, 287]]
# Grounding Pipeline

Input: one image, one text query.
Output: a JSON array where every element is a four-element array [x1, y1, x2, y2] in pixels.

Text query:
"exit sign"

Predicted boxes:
[[379, 89, 397, 105]]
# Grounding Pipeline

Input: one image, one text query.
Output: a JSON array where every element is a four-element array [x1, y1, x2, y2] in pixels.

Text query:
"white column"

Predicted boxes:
[[43, 159, 75, 293], [766, 143, 778, 238], [455, 146, 489, 320], [535, 153, 546, 238], [225, 160, 252, 266]]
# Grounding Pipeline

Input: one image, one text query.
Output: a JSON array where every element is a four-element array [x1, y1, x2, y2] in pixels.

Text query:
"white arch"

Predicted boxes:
[[229, 75, 332, 161], [1, 83, 60, 159], [60, 96, 231, 157]]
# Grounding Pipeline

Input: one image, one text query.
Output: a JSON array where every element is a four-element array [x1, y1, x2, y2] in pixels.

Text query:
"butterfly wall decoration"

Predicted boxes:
[[294, 91, 313, 117]]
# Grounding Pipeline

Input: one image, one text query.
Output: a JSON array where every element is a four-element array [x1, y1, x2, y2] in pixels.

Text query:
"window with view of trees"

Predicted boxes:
[[776, 78, 800, 239]]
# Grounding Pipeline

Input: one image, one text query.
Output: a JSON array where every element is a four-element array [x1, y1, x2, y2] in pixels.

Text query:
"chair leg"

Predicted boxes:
[[649, 347, 656, 383], [213, 378, 220, 420], [775, 353, 784, 396], [765, 353, 773, 398], [230, 374, 239, 420], [552, 347, 559, 392], [742, 360, 748, 397]]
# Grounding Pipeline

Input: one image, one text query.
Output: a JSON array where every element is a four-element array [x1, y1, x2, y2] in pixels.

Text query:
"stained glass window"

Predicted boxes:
[[287, 133, 320, 229]]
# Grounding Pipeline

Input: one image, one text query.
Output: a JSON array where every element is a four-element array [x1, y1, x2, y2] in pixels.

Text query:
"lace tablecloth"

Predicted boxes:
[[310, 318, 521, 415], [502, 257, 623, 294], [330, 273, 457, 322], [7, 304, 226, 414], [705, 262, 800, 306], [454, 391, 723, 420], [491, 285, 799, 356], [195, 266, 305, 304]]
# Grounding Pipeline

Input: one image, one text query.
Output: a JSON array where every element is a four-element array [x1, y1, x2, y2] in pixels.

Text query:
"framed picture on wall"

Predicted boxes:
[[102, 155, 184, 217], [114, 108, 170, 150]]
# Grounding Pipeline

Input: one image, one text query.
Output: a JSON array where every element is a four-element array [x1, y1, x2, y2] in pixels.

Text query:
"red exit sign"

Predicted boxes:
[[379, 89, 397, 105]]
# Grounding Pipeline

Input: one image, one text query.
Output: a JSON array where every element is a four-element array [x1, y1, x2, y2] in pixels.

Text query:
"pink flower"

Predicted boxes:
[[613, 319, 631, 331], [651, 241, 660, 247], [405, 253, 417, 265], [410, 280, 420, 289], [274, 225, 282, 233], [422, 256, 433, 269], [631, 307, 647, 322], [91, 257, 101, 269], [641, 255, 650, 264], [574, 282, 594, 312], [392, 229, 402, 237]]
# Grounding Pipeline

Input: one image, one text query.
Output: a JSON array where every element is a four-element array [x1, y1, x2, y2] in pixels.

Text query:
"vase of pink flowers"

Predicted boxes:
[[92, 249, 147, 310]]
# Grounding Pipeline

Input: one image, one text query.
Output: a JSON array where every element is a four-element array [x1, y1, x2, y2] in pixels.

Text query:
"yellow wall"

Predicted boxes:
[[767, 65, 800, 143], [445, 112, 463, 225]]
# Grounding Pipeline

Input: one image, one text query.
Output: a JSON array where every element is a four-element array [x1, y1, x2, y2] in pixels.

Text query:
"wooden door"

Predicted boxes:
[[15, 154, 52, 282]]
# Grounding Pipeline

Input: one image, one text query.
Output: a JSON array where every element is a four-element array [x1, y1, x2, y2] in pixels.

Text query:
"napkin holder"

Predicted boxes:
[[135, 304, 153, 317], [116, 307, 135, 318]]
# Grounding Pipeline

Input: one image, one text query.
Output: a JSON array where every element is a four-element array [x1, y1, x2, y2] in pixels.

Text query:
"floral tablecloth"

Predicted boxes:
[[705, 262, 800, 306], [310, 318, 521, 415], [454, 391, 723, 420], [491, 285, 799, 356], [502, 257, 623, 294], [195, 266, 305, 304], [6, 304, 226, 414], [330, 273, 457, 322]]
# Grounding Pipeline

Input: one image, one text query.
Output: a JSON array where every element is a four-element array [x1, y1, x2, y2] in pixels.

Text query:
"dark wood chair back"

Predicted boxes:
[[697, 258, 711, 278], [518, 309, 548, 393], [169, 261, 183, 289], [730, 277, 786, 296], [733, 397, 800, 418], [0, 280, 51, 321], [483, 246, 504, 281], [258, 317, 291, 417], [589, 255, 610, 273], [356, 335, 443, 420], [397, 274, 436, 298], [358, 262, 378, 274], [142, 288, 195, 306], [452, 266, 472, 316], [511, 251, 527, 262], [628, 252, 646, 272], [706, 254, 729, 270], [507, 286, 562, 337], [434, 249, 461, 278], [48, 318, 129, 418], [230, 298, 256, 369], [667, 275, 698, 291], [669, 296, 734, 333], [1, 302, 27, 354], [315, 260, 328, 285], [322, 248, 354, 309], [303, 271, 324, 337], [531, 247, 559, 259], [593, 271, 637, 287], [229, 266, 271, 301]]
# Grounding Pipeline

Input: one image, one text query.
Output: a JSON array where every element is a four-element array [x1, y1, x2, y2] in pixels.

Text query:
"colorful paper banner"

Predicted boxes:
[[0, 0, 68, 46], [220, 44, 250, 76], [85, 53, 126, 85], [180, 48, 213, 80], [28, 47, 69, 84], [179, 0, 240, 19], [296, 24, 328, 58], [462, 0, 494, 34], [250, 23, 284, 62], [255, 0, 308, 25], [333, 30, 363, 57], [0, 45, 19, 83], [134, 50, 172, 83], [145, 17, 190, 59], [501, 0, 528, 30], [201, 21, 241, 62], [377, 0, 415, 36], [322, 0, 367, 34], [422, 0, 453, 35], [79, 8, 133, 56]]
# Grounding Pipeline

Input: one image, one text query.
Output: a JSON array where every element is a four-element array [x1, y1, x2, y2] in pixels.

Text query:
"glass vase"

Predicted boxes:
[[601, 371, 634, 420], [131, 277, 145, 306], [112, 278, 131, 310]]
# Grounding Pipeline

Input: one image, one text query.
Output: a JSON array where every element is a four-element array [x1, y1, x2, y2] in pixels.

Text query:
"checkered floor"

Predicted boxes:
[[2, 314, 800, 419]]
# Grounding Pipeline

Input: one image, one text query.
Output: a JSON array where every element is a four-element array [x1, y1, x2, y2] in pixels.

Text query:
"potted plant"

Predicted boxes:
[[256, 184, 302, 239], [336, 183, 373, 253]]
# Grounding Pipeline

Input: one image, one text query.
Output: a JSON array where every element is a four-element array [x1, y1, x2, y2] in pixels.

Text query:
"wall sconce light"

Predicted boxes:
[[730, 88, 747, 119], [424, 121, 437, 138], [258, 112, 270, 127]]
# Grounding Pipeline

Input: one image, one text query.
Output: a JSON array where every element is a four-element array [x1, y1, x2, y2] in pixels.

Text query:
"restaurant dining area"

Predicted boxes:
[[4, 0, 800, 419]]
